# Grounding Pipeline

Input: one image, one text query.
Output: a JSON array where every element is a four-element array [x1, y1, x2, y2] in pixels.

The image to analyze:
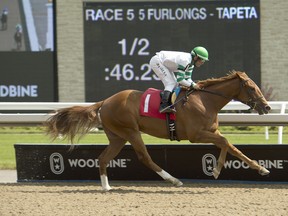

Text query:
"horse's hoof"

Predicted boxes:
[[259, 167, 270, 176], [213, 168, 220, 179], [174, 179, 183, 187], [166, 177, 183, 187], [102, 186, 112, 192]]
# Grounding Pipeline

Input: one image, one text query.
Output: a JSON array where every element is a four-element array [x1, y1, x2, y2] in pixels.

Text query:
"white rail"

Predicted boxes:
[[0, 102, 287, 143]]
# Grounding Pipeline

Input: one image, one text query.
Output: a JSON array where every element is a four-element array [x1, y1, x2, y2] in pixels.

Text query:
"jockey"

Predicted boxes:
[[1, 8, 8, 30], [16, 24, 22, 33], [2, 8, 8, 14], [149, 46, 209, 113]]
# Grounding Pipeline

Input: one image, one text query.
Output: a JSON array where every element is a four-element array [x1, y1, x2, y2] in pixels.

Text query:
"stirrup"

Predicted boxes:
[[159, 106, 176, 113]]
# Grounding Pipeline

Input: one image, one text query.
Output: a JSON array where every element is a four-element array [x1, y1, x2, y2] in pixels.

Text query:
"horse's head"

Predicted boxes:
[[236, 72, 271, 115]]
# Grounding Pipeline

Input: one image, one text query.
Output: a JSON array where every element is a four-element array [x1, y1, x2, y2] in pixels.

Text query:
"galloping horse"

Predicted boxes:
[[0, 9, 8, 30], [46, 71, 271, 191], [14, 31, 22, 51]]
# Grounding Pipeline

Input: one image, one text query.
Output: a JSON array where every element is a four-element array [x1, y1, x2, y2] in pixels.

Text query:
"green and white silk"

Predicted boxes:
[[176, 64, 196, 87]]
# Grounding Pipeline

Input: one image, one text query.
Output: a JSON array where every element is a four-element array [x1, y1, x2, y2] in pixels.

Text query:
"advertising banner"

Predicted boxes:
[[15, 144, 288, 182], [83, 0, 260, 101]]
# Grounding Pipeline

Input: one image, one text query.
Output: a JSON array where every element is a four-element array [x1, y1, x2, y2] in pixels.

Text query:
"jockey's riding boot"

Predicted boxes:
[[159, 90, 176, 113]]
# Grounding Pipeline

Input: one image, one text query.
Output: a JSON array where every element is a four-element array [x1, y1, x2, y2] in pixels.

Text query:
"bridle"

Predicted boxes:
[[238, 78, 264, 110]]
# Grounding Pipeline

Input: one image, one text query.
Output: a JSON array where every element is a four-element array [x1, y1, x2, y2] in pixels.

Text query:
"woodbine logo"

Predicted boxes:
[[202, 153, 287, 177], [202, 154, 217, 176], [68, 158, 130, 168], [50, 153, 65, 175], [0, 85, 38, 97], [49, 152, 130, 175]]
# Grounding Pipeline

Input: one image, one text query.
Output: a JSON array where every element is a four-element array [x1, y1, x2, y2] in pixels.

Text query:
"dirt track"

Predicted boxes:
[[0, 181, 287, 216]]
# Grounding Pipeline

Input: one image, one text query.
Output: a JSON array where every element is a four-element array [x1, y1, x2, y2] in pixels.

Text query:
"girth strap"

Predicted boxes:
[[165, 113, 180, 141]]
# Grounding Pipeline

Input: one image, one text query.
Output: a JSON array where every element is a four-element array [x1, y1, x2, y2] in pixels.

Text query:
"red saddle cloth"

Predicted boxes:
[[140, 88, 176, 120]]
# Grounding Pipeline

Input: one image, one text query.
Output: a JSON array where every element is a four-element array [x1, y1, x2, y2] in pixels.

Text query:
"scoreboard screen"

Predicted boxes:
[[83, 0, 260, 101], [0, 0, 56, 102]]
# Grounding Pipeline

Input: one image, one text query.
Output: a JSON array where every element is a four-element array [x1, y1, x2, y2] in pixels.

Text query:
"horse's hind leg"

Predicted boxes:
[[100, 126, 182, 190], [127, 130, 183, 187], [98, 128, 126, 191]]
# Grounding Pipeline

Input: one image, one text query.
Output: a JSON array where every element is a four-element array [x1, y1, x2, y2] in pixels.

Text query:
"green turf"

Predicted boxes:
[[0, 126, 287, 169]]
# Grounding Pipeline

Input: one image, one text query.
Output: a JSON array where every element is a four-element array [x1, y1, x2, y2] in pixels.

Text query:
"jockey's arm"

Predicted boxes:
[[175, 70, 192, 87], [175, 64, 196, 88]]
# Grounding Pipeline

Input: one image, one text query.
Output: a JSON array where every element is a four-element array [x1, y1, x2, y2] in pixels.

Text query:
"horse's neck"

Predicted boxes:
[[201, 78, 240, 112]]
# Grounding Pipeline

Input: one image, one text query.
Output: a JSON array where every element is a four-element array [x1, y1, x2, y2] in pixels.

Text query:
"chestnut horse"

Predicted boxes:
[[46, 71, 271, 191]]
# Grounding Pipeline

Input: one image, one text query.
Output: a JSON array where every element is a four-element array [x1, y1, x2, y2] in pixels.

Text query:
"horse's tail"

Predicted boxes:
[[45, 101, 103, 143]]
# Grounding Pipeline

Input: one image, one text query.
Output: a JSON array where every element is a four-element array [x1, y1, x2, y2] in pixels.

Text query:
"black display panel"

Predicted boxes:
[[84, 0, 260, 101], [0, 0, 57, 101], [0, 52, 56, 102]]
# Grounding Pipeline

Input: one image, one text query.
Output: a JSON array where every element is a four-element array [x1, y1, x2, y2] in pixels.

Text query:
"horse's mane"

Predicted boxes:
[[198, 70, 245, 87]]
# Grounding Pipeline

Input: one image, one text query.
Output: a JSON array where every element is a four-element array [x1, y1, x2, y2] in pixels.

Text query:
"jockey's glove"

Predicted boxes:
[[191, 83, 203, 90]]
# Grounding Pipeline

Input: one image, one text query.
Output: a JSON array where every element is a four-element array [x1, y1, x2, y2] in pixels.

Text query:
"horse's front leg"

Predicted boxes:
[[227, 143, 270, 176], [195, 130, 270, 179], [194, 130, 229, 179], [212, 148, 227, 179]]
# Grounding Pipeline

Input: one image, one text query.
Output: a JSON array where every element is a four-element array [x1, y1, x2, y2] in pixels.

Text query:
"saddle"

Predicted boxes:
[[140, 88, 182, 141]]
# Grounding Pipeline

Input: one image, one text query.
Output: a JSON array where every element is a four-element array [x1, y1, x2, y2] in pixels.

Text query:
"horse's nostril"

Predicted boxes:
[[265, 105, 271, 111]]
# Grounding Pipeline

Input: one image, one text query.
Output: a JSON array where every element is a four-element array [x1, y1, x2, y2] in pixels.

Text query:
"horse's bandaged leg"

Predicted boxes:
[[100, 175, 112, 191], [157, 170, 183, 186], [157, 170, 172, 179]]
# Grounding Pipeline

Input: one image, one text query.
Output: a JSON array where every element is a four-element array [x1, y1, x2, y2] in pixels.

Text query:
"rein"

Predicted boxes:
[[164, 88, 230, 110], [171, 88, 232, 107], [198, 89, 232, 100], [168, 78, 263, 111]]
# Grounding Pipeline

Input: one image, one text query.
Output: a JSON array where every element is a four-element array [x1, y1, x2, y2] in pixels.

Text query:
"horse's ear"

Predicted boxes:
[[235, 71, 248, 79]]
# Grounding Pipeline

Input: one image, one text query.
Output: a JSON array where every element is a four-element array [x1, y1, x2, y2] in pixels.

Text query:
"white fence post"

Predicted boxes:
[[265, 126, 269, 140], [278, 103, 287, 144]]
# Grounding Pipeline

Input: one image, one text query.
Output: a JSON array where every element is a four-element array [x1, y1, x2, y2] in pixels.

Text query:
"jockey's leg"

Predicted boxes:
[[150, 56, 177, 113], [159, 90, 176, 113]]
